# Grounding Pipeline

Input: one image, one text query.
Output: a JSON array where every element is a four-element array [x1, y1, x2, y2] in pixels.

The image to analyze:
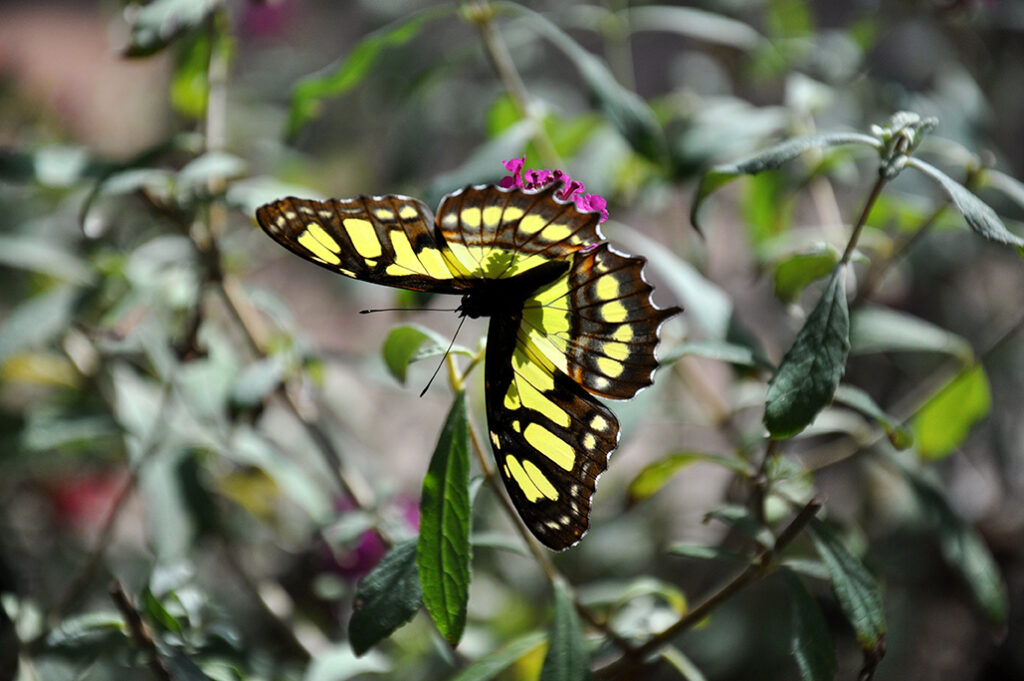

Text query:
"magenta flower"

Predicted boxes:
[[500, 156, 610, 223]]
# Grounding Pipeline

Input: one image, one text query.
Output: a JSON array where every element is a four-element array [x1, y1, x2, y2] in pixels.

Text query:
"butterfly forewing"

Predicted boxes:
[[256, 195, 468, 293]]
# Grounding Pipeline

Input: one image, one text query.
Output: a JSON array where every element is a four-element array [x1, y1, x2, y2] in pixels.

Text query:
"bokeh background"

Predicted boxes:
[[2, 1, 1024, 680]]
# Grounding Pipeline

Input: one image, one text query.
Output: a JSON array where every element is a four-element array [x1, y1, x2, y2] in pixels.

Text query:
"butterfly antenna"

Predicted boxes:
[[420, 315, 467, 398], [360, 307, 458, 314]]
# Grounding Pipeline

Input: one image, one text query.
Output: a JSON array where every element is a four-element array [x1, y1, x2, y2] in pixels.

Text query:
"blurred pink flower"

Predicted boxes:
[[500, 156, 610, 223], [323, 496, 420, 580]]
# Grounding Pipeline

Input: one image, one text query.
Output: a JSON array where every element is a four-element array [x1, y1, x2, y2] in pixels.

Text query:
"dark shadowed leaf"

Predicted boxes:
[[287, 7, 455, 137], [774, 245, 840, 303], [382, 325, 446, 384], [123, 0, 219, 57], [764, 267, 850, 438], [628, 452, 753, 504], [808, 518, 885, 650], [508, 3, 666, 164], [782, 569, 838, 681], [691, 133, 880, 232], [164, 655, 214, 681], [908, 158, 1024, 247], [417, 393, 472, 645], [913, 366, 990, 460], [449, 631, 547, 681], [833, 385, 912, 449], [540, 583, 592, 681], [849, 306, 972, 360], [901, 465, 1008, 623], [349, 539, 423, 656]]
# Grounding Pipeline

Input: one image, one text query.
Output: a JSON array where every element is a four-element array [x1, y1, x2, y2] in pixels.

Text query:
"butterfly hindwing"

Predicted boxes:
[[485, 314, 619, 550], [256, 195, 468, 293]]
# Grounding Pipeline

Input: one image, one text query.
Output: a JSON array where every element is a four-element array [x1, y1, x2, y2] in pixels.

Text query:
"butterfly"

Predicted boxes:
[[256, 183, 679, 550]]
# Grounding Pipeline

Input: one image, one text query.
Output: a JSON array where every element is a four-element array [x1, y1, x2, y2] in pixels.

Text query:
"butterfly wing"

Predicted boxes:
[[255, 195, 470, 293]]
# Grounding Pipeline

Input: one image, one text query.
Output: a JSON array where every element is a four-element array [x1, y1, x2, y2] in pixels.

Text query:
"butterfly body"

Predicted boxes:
[[256, 183, 678, 550]]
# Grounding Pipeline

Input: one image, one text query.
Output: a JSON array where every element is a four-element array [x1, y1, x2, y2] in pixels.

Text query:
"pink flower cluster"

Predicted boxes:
[[499, 157, 609, 223]]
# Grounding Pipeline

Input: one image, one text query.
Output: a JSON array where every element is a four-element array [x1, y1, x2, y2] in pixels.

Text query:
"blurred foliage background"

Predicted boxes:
[[1, 0, 1024, 680]]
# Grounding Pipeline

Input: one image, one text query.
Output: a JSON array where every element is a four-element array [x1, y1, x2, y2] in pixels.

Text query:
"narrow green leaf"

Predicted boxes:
[[808, 518, 886, 650], [349, 539, 423, 656], [123, 0, 219, 58], [287, 7, 454, 137], [833, 385, 912, 449], [142, 587, 184, 635], [659, 340, 761, 368], [625, 5, 763, 50], [628, 452, 753, 504], [448, 631, 547, 681], [901, 466, 1008, 622], [691, 133, 880, 232], [704, 505, 774, 548], [507, 2, 666, 163], [913, 366, 991, 460], [849, 306, 972, 361], [417, 393, 472, 645], [666, 542, 748, 563], [764, 267, 850, 438], [908, 158, 1024, 248], [0, 236, 92, 285], [783, 569, 838, 681], [774, 246, 841, 303], [540, 583, 592, 681], [659, 645, 709, 681], [382, 325, 446, 384]]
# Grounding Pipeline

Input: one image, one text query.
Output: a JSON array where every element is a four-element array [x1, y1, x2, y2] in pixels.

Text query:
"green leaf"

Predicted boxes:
[[382, 324, 447, 384], [175, 151, 246, 202], [901, 465, 1008, 623], [808, 518, 885, 650], [849, 306, 972, 361], [349, 539, 423, 656], [0, 236, 92, 285], [508, 3, 666, 164], [691, 133, 880, 232], [833, 385, 912, 449], [774, 245, 841, 303], [782, 569, 838, 681], [907, 158, 1024, 248], [627, 452, 753, 504], [448, 631, 547, 681], [660, 340, 762, 368], [764, 267, 850, 438], [287, 7, 454, 137], [427, 120, 536, 201], [0, 287, 78, 366], [417, 393, 472, 645], [624, 5, 762, 50], [913, 366, 991, 460], [123, 0, 219, 58], [142, 587, 184, 635], [704, 505, 774, 549], [666, 542, 748, 563], [540, 583, 592, 681]]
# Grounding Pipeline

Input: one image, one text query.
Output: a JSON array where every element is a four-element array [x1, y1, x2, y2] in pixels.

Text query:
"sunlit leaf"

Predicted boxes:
[[628, 452, 753, 505], [448, 631, 547, 681], [417, 393, 472, 645], [287, 7, 455, 137], [304, 644, 390, 681], [349, 539, 423, 656], [0, 287, 77, 366], [774, 245, 840, 303], [913, 366, 991, 460], [908, 158, 1024, 248], [691, 133, 880, 232], [849, 306, 972, 361], [176, 151, 247, 202], [764, 266, 850, 438], [808, 518, 886, 651], [782, 569, 838, 681], [901, 465, 1008, 623], [624, 5, 762, 50], [382, 324, 447, 384], [833, 384, 912, 449], [540, 583, 592, 681], [123, 0, 219, 58], [142, 587, 184, 635], [659, 645, 709, 681]]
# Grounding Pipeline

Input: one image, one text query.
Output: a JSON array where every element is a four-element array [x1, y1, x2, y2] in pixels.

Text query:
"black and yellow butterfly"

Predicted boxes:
[[256, 183, 678, 550]]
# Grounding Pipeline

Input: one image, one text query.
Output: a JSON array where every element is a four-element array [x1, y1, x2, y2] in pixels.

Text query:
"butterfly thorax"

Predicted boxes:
[[457, 259, 570, 320]]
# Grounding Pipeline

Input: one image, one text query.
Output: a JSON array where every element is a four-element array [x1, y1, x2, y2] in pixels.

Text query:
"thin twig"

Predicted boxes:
[[110, 580, 174, 681], [596, 497, 824, 679], [841, 174, 888, 266]]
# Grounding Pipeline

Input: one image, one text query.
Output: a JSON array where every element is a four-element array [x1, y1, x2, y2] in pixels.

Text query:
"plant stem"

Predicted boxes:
[[110, 581, 173, 681], [841, 174, 888, 266], [596, 497, 823, 679], [465, 0, 562, 167]]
